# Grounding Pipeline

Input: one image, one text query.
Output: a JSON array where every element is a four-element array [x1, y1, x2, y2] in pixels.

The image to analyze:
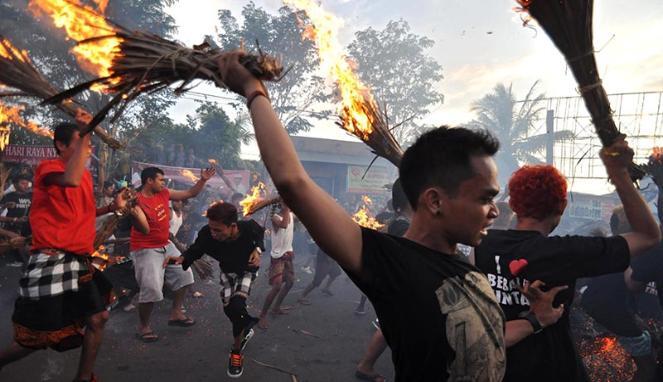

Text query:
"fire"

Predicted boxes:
[[352, 195, 384, 230], [651, 147, 663, 162], [28, 0, 122, 84], [91, 245, 110, 271], [240, 182, 267, 216], [92, 0, 108, 13], [0, 38, 29, 63], [180, 169, 199, 183], [208, 159, 218, 166], [599, 337, 616, 352], [0, 103, 54, 150], [284, 0, 376, 141], [579, 334, 634, 381], [0, 126, 9, 151]]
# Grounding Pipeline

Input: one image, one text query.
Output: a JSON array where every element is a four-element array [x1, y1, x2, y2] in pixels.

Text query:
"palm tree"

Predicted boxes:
[[467, 81, 573, 185]]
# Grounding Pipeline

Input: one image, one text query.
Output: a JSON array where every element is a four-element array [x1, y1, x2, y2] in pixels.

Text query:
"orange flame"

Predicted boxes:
[[91, 0, 108, 13], [91, 245, 110, 270], [651, 147, 663, 162], [599, 337, 617, 352], [284, 0, 376, 141], [28, 0, 122, 86], [0, 103, 54, 151], [0, 38, 30, 63], [352, 195, 384, 230], [180, 169, 199, 183], [240, 182, 267, 216], [208, 159, 218, 166]]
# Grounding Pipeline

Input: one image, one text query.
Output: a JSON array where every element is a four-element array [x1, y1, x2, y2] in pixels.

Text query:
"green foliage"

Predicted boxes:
[[217, 2, 331, 134], [348, 19, 444, 145], [125, 102, 250, 169], [467, 81, 574, 184], [0, 0, 177, 140]]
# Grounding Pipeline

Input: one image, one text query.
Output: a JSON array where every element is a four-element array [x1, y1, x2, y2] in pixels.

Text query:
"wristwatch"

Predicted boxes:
[[521, 311, 544, 334]]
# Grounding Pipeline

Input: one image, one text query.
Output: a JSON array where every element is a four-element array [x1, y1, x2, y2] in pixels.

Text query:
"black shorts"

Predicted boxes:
[[12, 270, 113, 351]]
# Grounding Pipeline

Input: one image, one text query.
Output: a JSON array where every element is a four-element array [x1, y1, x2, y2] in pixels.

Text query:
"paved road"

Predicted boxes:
[[0, 254, 394, 382]]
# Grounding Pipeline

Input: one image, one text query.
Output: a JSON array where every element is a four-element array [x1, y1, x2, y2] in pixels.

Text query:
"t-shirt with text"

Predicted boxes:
[[1, 191, 32, 234], [474, 229, 630, 382], [348, 228, 506, 382]]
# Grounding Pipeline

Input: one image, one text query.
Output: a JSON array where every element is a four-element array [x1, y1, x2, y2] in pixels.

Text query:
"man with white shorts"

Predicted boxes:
[[130, 166, 215, 342]]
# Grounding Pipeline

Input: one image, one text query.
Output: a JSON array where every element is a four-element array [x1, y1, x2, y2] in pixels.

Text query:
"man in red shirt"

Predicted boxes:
[[0, 111, 133, 382], [130, 166, 215, 342]]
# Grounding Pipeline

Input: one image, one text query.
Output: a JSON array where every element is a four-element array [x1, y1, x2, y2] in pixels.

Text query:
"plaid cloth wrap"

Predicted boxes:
[[18, 251, 88, 299], [219, 271, 256, 306]]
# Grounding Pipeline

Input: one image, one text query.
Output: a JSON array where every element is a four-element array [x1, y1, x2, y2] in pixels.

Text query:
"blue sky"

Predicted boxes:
[[166, 0, 663, 192]]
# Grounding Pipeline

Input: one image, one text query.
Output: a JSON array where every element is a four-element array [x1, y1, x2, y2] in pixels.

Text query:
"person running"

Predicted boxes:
[[0, 113, 131, 382], [258, 202, 296, 329], [169, 202, 263, 378], [297, 248, 342, 305], [474, 155, 661, 382], [130, 166, 215, 343], [214, 51, 564, 381]]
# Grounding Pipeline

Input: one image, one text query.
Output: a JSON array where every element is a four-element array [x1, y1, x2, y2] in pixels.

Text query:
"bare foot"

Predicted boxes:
[[257, 317, 269, 330], [279, 305, 294, 311], [298, 298, 312, 305]]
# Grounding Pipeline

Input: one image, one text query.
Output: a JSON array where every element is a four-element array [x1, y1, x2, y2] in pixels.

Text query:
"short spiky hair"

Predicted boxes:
[[508, 165, 567, 220], [206, 201, 238, 225], [53, 122, 79, 154], [399, 126, 499, 209], [140, 167, 164, 185]]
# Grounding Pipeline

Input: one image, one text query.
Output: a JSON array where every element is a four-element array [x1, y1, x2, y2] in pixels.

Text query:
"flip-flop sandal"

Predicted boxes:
[[135, 331, 159, 343], [168, 317, 196, 327], [355, 370, 386, 382]]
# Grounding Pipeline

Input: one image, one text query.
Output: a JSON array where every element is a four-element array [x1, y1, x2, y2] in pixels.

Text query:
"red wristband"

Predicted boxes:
[[246, 90, 268, 109]]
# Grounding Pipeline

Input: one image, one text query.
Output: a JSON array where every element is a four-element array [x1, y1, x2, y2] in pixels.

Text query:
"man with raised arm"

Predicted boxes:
[[0, 112, 136, 382], [214, 51, 565, 381], [130, 165, 215, 343]]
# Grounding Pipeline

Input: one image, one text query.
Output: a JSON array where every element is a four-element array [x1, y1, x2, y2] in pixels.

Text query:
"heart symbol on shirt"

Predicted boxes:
[[508, 259, 528, 276]]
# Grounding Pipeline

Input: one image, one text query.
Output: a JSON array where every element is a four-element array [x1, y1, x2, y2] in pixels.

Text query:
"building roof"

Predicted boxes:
[[290, 136, 396, 168]]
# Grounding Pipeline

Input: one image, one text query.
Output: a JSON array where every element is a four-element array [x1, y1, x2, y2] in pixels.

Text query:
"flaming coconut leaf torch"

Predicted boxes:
[[515, 0, 645, 180], [284, 0, 404, 167], [0, 37, 122, 149], [30, 0, 286, 134]]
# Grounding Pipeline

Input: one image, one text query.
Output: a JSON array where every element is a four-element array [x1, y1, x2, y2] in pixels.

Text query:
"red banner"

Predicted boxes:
[[0, 144, 58, 166], [131, 161, 250, 195]]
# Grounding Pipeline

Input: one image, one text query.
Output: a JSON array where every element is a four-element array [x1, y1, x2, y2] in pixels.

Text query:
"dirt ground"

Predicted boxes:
[[0, 252, 394, 382]]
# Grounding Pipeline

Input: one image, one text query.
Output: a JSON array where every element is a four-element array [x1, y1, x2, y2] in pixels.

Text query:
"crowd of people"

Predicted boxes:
[[0, 52, 662, 382]]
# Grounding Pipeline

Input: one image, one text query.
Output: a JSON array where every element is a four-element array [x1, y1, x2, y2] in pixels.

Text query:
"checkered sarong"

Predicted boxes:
[[18, 251, 88, 299], [219, 271, 256, 306]]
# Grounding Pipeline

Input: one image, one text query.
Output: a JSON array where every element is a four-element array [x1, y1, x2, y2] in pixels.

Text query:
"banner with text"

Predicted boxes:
[[347, 165, 391, 194], [1, 144, 58, 166], [132, 161, 250, 195]]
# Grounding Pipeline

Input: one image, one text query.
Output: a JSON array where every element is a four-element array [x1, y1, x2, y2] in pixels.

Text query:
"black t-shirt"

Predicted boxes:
[[628, 243, 663, 309], [181, 220, 264, 274], [474, 229, 630, 382], [347, 228, 506, 382], [1, 191, 32, 234]]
